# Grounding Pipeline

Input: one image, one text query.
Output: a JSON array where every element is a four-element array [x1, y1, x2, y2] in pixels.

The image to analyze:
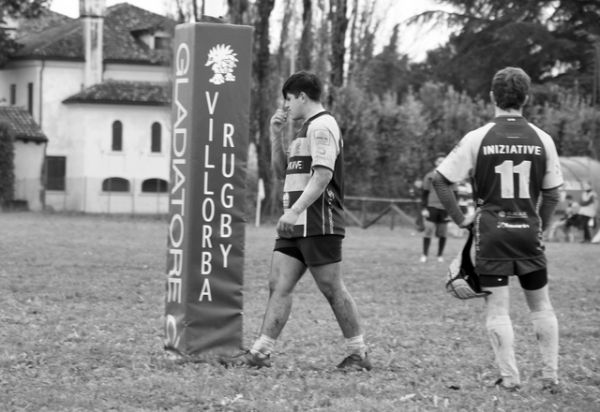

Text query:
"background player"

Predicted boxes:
[[432, 67, 563, 392], [420, 153, 455, 262]]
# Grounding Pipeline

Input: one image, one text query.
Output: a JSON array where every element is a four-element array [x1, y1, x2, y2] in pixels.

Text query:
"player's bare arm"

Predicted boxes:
[[270, 108, 288, 180], [276, 166, 333, 237]]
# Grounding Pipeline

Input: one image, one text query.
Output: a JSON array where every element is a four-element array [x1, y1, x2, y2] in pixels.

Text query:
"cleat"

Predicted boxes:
[[437, 256, 444, 263], [337, 353, 372, 371], [221, 350, 272, 368], [494, 377, 520, 392], [419, 255, 427, 263], [540, 378, 561, 394]]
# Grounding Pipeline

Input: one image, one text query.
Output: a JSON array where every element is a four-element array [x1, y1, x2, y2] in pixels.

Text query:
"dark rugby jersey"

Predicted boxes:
[[437, 116, 563, 274], [282, 111, 345, 238]]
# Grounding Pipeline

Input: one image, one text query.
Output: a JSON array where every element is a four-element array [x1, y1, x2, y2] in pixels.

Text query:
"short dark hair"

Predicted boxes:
[[491, 67, 531, 110], [282, 71, 323, 101]]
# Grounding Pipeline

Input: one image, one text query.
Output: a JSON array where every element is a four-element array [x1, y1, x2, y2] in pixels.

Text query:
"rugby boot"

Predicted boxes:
[[494, 377, 521, 392], [540, 378, 561, 394], [336, 353, 372, 371], [221, 350, 272, 368]]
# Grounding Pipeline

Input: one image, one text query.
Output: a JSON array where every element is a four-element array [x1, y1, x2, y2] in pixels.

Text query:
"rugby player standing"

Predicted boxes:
[[433, 67, 563, 392]]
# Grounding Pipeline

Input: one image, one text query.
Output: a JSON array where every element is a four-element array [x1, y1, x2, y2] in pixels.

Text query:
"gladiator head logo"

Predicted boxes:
[[205, 44, 238, 85]]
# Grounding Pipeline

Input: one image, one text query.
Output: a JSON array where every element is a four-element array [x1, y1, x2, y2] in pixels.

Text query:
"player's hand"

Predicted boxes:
[[270, 108, 288, 136], [421, 209, 429, 218], [459, 211, 475, 228], [276, 209, 300, 238]]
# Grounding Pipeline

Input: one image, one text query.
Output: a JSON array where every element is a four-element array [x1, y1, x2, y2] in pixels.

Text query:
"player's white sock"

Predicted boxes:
[[486, 315, 520, 384], [345, 335, 367, 357], [530, 309, 559, 381], [250, 334, 275, 356]]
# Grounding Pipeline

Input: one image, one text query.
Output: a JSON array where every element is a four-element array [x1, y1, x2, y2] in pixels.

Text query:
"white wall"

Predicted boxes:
[[39, 61, 86, 154], [13, 140, 46, 211], [0, 61, 41, 118], [56, 103, 171, 213]]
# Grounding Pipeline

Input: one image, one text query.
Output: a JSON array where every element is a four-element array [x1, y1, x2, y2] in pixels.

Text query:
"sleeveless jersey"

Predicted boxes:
[[282, 111, 345, 238], [437, 116, 563, 275]]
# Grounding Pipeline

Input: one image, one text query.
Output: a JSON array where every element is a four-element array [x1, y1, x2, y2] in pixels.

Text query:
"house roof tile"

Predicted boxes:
[[0, 106, 48, 142], [14, 8, 74, 35], [13, 3, 176, 65], [63, 80, 170, 105]]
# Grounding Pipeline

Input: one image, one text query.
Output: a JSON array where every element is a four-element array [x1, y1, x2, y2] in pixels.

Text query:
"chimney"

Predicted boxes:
[[80, 0, 106, 87]]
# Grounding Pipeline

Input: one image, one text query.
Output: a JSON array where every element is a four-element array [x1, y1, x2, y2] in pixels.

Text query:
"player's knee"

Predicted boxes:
[[317, 279, 344, 302], [318, 283, 334, 301], [268, 278, 293, 297], [524, 290, 553, 312]]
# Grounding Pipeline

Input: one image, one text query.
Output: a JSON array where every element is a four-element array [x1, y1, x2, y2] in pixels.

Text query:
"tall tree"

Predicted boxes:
[[251, 0, 277, 216], [227, 0, 249, 24], [296, 0, 313, 71], [0, 0, 49, 67], [411, 0, 599, 99], [276, 0, 295, 76], [0, 123, 15, 207], [328, 0, 348, 105], [347, 0, 379, 86], [312, 0, 331, 81], [363, 24, 411, 100]]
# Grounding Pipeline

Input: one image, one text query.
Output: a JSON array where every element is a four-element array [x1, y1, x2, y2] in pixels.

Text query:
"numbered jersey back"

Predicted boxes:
[[473, 116, 547, 214], [436, 115, 563, 271]]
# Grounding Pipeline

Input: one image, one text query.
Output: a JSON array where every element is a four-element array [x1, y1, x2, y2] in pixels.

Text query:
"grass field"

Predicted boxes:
[[1, 212, 599, 411]]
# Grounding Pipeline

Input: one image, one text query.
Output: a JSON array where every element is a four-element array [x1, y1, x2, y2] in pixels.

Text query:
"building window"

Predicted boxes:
[[27, 82, 33, 114], [102, 177, 130, 192], [10, 84, 16, 105], [112, 120, 122, 151], [141, 178, 168, 193], [151, 122, 161, 153], [154, 36, 170, 50], [45, 156, 66, 191]]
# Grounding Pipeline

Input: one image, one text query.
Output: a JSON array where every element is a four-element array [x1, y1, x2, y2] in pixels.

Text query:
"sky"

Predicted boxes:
[[48, 0, 454, 61]]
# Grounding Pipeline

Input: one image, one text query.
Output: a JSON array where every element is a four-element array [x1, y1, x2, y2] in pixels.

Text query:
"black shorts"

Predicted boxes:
[[426, 207, 450, 224], [274, 235, 343, 267], [479, 268, 548, 290]]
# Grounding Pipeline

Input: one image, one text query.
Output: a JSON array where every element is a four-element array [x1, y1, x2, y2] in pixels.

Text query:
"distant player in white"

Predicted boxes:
[[433, 67, 563, 392]]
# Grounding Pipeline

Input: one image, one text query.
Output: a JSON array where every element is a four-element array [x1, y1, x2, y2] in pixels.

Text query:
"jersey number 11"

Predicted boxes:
[[494, 160, 531, 199]]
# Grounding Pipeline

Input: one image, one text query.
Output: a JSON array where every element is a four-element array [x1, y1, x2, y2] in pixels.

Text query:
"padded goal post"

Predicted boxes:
[[164, 22, 253, 357]]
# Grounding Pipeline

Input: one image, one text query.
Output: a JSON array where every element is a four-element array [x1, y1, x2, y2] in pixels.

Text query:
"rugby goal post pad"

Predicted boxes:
[[165, 22, 253, 357]]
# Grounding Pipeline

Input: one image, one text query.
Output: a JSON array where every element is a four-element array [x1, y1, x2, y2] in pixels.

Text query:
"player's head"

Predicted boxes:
[[491, 67, 531, 110], [281, 71, 323, 120], [282, 71, 323, 102], [583, 180, 592, 191], [433, 152, 446, 167]]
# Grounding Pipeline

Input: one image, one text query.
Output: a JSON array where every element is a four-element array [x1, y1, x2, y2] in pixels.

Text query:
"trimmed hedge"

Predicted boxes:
[[0, 122, 15, 207]]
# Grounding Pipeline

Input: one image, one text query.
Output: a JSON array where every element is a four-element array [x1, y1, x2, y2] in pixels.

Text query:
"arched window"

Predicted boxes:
[[102, 177, 130, 192], [151, 122, 161, 153], [112, 121, 123, 151], [142, 178, 168, 193]]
